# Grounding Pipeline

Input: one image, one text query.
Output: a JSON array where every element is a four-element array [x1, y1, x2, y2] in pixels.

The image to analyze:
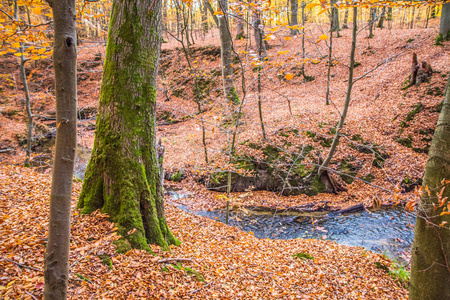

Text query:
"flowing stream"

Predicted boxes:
[[169, 190, 415, 262]]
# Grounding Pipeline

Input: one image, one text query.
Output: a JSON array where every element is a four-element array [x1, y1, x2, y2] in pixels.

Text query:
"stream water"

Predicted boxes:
[[169, 191, 415, 262]]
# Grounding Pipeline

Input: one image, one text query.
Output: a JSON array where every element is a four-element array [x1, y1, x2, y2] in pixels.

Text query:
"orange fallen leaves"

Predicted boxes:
[[0, 164, 409, 299]]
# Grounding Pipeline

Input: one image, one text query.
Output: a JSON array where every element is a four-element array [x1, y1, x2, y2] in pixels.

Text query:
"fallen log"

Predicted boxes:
[[328, 203, 365, 217]]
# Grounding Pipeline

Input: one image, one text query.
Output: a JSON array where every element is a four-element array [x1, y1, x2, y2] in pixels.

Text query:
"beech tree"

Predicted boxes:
[[410, 77, 450, 299], [439, 2, 450, 40], [217, 0, 239, 103], [78, 0, 179, 252], [43, 0, 77, 298]]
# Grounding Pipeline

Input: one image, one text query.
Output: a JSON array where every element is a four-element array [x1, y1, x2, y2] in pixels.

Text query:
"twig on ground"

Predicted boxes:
[[0, 256, 42, 272], [189, 280, 213, 294], [157, 258, 193, 263]]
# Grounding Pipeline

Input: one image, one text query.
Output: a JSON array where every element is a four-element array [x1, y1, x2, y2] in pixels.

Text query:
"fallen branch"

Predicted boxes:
[[189, 280, 213, 294], [0, 256, 42, 272], [157, 258, 193, 263], [25, 291, 38, 300], [0, 148, 14, 153]]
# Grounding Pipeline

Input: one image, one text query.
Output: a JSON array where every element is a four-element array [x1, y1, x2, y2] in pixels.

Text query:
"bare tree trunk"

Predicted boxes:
[[257, 27, 266, 139], [331, 0, 340, 37], [319, 7, 357, 181], [377, 7, 385, 28], [439, 2, 450, 39], [300, 1, 307, 78], [202, 0, 208, 38], [218, 0, 239, 103], [43, 0, 77, 298], [20, 48, 33, 167], [325, 5, 334, 105], [253, 9, 267, 57], [13, 3, 33, 167], [342, 2, 349, 29], [290, 0, 298, 35], [410, 76, 450, 300], [387, 6, 392, 20], [190, 7, 195, 44], [368, 7, 376, 38]]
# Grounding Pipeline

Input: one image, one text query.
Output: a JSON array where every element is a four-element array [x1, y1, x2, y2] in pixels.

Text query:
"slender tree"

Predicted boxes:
[[43, 0, 77, 298], [410, 77, 450, 299], [319, 7, 357, 189], [11, 1, 34, 166], [78, 0, 179, 252]]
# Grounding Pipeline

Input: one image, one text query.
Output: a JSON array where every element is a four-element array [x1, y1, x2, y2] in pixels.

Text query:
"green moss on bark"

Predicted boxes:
[[78, 0, 178, 253]]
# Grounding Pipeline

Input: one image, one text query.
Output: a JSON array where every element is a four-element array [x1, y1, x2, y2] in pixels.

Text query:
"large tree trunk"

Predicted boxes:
[[78, 0, 179, 252], [43, 0, 77, 299], [410, 77, 450, 299], [440, 2, 450, 39], [218, 0, 239, 103]]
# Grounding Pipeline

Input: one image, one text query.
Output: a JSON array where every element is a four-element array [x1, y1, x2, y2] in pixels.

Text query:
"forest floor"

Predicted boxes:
[[0, 164, 408, 299], [0, 21, 448, 298]]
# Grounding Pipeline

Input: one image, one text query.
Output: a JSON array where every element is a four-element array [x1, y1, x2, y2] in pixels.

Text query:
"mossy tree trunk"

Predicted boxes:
[[410, 77, 450, 299], [78, 0, 179, 252]]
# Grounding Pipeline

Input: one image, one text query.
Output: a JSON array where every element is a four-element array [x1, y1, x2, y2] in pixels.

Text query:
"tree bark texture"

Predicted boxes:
[[331, 0, 339, 35], [440, 2, 450, 39], [253, 10, 267, 58], [410, 77, 450, 300], [78, 0, 179, 252], [290, 0, 298, 35], [43, 0, 77, 299], [218, 0, 239, 104]]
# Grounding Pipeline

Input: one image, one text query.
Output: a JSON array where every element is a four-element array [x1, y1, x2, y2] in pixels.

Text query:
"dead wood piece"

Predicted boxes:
[[0, 256, 42, 272], [335, 203, 365, 215], [157, 258, 193, 263], [411, 52, 419, 86], [0, 148, 14, 153]]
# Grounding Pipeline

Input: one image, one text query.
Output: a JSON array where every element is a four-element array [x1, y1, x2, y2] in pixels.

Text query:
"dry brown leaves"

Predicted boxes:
[[0, 164, 407, 299]]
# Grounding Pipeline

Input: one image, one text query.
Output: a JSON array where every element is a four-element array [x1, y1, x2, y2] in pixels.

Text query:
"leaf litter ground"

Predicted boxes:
[[0, 164, 407, 299]]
